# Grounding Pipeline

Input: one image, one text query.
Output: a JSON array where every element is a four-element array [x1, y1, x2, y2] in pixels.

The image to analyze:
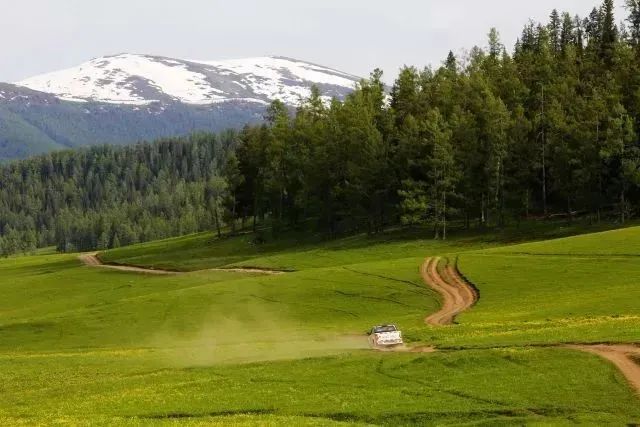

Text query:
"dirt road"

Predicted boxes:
[[78, 253, 179, 275], [567, 344, 640, 394], [421, 257, 478, 325], [78, 253, 285, 275]]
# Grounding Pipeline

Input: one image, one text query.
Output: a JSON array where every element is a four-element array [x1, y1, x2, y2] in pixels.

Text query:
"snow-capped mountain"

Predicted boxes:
[[0, 54, 360, 161], [16, 54, 360, 106]]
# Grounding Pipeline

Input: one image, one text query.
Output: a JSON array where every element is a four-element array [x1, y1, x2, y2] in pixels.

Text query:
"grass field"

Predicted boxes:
[[100, 220, 635, 271], [99, 228, 494, 271], [408, 227, 640, 348], [2, 223, 640, 425], [4, 348, 639, 425], [407, 254, 640, 348]]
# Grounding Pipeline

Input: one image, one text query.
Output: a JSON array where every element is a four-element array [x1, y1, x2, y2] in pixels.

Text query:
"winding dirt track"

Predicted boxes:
[[421, 257, 478, 325], [420, 256, 640, 395], [78, 253, 284, 275]]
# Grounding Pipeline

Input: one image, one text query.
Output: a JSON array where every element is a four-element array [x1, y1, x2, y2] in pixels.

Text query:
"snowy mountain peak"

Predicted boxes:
[[16, 54, 360, 106]]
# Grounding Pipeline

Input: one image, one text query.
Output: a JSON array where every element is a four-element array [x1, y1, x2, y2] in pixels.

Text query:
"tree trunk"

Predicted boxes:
[[541, 84, 548, 218], [464, 202, 470, 230], [498, 162, 505, 228], [434, 209, 440, 239], [442, 191, 447, 240], [481, 193, 487, 227], [621, 189, 626, 224], [379, 198, 385, 233], [231, 193, 237, 232], [327, 193, 335, 238], [214, 205, 222, 238], [598, 175, 603, 223]]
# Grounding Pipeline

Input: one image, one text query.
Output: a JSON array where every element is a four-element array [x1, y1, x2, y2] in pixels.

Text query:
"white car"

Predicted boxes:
[[368, 324, 404, 348]]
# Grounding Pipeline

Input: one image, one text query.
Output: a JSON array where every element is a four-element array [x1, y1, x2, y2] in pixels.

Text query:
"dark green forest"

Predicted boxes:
[[0, 133, 235, 255], [2, 0, 640, 256]]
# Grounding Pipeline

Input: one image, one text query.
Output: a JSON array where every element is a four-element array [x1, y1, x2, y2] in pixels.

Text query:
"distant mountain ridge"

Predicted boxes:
[[0, 54, 360, 161], [16, 54, 360, 105]]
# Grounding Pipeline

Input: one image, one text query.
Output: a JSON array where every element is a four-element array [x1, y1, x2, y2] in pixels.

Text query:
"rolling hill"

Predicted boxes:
[[1, 224, 639, 424]]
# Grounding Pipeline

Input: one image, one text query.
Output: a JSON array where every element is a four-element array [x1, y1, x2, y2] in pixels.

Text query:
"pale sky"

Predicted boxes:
[[1, 0, 628, 83]]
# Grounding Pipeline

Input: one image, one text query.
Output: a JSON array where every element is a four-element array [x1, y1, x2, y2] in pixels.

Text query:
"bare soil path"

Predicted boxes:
[[78, 253, 179, 275], [421, 257, 478, 325], [78, 253, 284, 275]]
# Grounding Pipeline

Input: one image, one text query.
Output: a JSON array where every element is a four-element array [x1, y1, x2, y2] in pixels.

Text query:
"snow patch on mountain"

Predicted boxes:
[[16, 54, 360, 106]]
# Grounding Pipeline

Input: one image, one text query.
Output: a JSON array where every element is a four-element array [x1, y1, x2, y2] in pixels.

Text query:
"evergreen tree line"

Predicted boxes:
[[0, 132, 235, 256], [225, 0, 640, 238], [2, 0, 640, 256]]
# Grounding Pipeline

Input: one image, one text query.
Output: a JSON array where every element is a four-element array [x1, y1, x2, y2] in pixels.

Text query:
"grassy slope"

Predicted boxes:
[[99, 229, 491, 271], [101, 220, 636, 271], [486, 225, 640, 255], [0, 254, 442, 354], [408, 226, 640, 348], [2, 225, 640, 424]]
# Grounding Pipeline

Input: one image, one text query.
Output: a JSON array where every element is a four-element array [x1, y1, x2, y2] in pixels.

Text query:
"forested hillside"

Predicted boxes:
[[2, 0, 640, 256], [0, 83, 263, 161], [0, 133, 235, 255]]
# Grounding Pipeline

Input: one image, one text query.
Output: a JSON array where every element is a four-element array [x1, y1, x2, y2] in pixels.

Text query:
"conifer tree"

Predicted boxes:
[[549, 9, 562, 52], [601, 0, 618, 65], [626, 0, 640, 48], [445, 51, 457, 73]]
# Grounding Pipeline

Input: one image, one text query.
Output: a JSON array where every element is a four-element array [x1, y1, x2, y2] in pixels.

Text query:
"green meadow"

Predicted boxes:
[[1, 224, 640, 425]]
